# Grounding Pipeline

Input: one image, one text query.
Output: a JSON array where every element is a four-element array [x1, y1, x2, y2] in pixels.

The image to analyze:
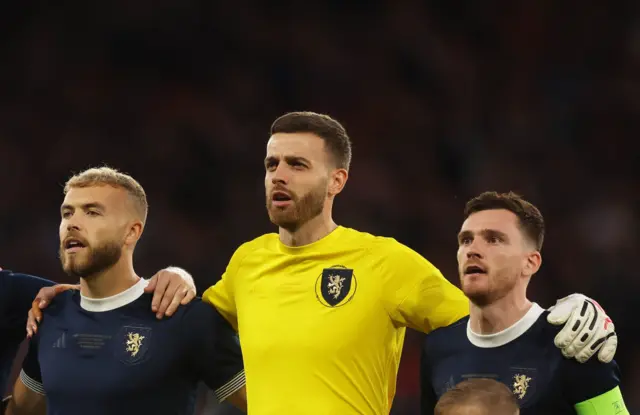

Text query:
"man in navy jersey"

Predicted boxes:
[[6, 167, 246, 415], [0, 268, 196, 410], [421, 191, 628, 415]]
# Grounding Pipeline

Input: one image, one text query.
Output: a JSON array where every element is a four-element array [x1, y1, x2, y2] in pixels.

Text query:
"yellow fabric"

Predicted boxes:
[[203, 226, 469, 415]]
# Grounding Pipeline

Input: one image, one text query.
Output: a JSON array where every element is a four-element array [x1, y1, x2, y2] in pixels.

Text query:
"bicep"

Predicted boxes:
[[202, 277, 238, 330], [186, 305, 245, 402], [564, 358, 623, 405], [381, 246, 468, 332]]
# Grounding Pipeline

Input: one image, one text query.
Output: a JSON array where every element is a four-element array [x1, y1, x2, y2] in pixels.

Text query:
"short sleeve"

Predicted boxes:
[[19, 337, 45, 395], [563, 357, 623, 405], [202, 242, 256, 331], [183, 301, 245, 402], [376, 240, 469, 333]]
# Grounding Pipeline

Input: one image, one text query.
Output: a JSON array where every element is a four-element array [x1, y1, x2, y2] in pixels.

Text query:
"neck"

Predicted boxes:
[[469, 287, 532, 335], [80, 256, 139, 299], [279, 212, 337, 247]]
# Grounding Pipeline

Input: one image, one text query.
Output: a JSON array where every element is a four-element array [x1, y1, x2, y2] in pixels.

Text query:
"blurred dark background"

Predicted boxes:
[[1, 0, 638, 413]]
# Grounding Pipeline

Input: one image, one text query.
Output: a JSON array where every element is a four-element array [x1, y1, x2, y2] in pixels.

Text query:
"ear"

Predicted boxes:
[[124, 221, 144, 246], [328, 168, 348, 197], [523, 250, 542, 278]]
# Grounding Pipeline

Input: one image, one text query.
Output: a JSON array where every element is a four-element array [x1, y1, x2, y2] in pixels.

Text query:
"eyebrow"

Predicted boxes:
[[264, 155, 312, 165], [457, 229, 509, 240], [61, 202, 106, 212]]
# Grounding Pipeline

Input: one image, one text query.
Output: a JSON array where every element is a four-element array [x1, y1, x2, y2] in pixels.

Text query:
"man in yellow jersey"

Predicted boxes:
[[201, 112, 618, 415]]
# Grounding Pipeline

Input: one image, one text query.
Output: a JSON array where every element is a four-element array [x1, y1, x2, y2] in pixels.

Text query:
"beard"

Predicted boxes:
[[266, 180, 327, 232], [460, 269, 518, 307], [59, 239, 123, 279]]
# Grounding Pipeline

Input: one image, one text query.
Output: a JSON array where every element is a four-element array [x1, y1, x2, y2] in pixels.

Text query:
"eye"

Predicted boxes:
[[459, 236, 472, 245], [61, 211, 72, 219], [487, 235, 502, 244], [87, 210, 100, 216]]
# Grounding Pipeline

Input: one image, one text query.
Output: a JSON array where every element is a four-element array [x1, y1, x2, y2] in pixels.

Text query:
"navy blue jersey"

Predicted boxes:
[[20, 280, 245, 415], [421, 304, 622, 415], [0, 270, 54, 397]]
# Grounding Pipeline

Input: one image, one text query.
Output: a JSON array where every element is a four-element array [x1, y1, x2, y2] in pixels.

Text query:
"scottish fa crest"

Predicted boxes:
[[116, 325, 152, 365], [315, 265, 357, 307], [509, 367, 537, 406]]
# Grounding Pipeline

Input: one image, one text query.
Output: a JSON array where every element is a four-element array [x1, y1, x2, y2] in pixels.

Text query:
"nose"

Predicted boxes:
[[271, 164, 289, 185], [465, 240, 483, 260]]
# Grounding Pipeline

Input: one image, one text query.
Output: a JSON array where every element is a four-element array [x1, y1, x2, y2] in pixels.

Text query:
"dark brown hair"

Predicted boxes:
[[435, 378, 519, 415], [464, 191, 545, 251], [270, 111, 352, 170]]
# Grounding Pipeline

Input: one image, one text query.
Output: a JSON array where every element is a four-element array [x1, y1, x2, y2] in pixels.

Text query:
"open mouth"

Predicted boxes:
[[464, 265, 487, 276], [64, 238, 86, 252], [271, 191, 293, 207]]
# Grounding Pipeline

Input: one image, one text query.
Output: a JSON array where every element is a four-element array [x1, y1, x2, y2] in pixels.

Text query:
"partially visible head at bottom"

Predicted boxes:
[[435, 378, 520, 415]]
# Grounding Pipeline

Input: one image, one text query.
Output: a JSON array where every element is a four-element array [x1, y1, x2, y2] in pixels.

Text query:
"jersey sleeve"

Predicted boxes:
[[19, 337, 45, 395], [202, 242, 256, 331], [376, 240, 469, 333], [420, 341, 438, 415], [562, 356, 627, 412], [0, 270, 54, 330], [182, 301, 245, 402]]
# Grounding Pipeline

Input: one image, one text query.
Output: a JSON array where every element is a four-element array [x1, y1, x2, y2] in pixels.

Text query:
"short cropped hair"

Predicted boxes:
[[270, 111, 352, 170], [435, 378, 519, 415], [64, 166, 148, 224], [464, 191, 545, 251]]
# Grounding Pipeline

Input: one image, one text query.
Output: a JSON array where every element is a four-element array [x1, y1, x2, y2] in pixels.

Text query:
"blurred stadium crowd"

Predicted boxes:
[[0, 1, 638, 413]]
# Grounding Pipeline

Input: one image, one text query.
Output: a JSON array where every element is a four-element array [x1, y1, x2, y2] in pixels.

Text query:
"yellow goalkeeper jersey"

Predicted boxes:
[[202, 226, 469, 415]]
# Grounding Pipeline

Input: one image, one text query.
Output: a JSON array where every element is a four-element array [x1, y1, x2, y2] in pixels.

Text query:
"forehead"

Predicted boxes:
[[460, 209, 521, 235], [63, 185, 127, 207], [266, 132, 327, 160]]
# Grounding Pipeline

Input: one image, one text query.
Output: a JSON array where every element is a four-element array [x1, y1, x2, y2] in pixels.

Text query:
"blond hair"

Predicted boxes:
[[64, 166, 148, 224]]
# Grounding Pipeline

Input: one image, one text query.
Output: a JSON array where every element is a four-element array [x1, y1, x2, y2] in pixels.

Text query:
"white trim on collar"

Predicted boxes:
[[467, 303, 545, 348], [80, 278, 149, 312]]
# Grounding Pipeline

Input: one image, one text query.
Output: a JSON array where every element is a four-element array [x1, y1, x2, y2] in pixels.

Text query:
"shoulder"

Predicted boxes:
[[179, 298, 226, 325], [42, 290, 77, 317], [0, 270, 55, 293], [340, 227, 427, 260], [228, 233, 278, 263], [422, 316, 470, 362]]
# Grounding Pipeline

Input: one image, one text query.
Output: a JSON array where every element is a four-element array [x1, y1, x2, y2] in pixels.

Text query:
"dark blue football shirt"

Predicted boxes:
[[20, 279, 245, 415], [421, 304, 625, 415], [0, 270, 54, 398]]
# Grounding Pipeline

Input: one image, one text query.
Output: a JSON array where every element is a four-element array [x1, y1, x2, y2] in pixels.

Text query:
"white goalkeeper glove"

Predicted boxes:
[[547, 293, 617, 363]]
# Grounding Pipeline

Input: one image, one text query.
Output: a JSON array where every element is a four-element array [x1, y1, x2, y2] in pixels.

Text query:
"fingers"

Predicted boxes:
[[554, 300, 590, 353], [547, 297, 575, 326], [562, 302, 599, 358], [155, 283, 179, 319], [144, 275, 157, 293], [26, 307, 39, 338], [150, 273, 170, 314], [180, 287, 196, 305], [165, 289, 188, 316], [598, 334, 617, 363]]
